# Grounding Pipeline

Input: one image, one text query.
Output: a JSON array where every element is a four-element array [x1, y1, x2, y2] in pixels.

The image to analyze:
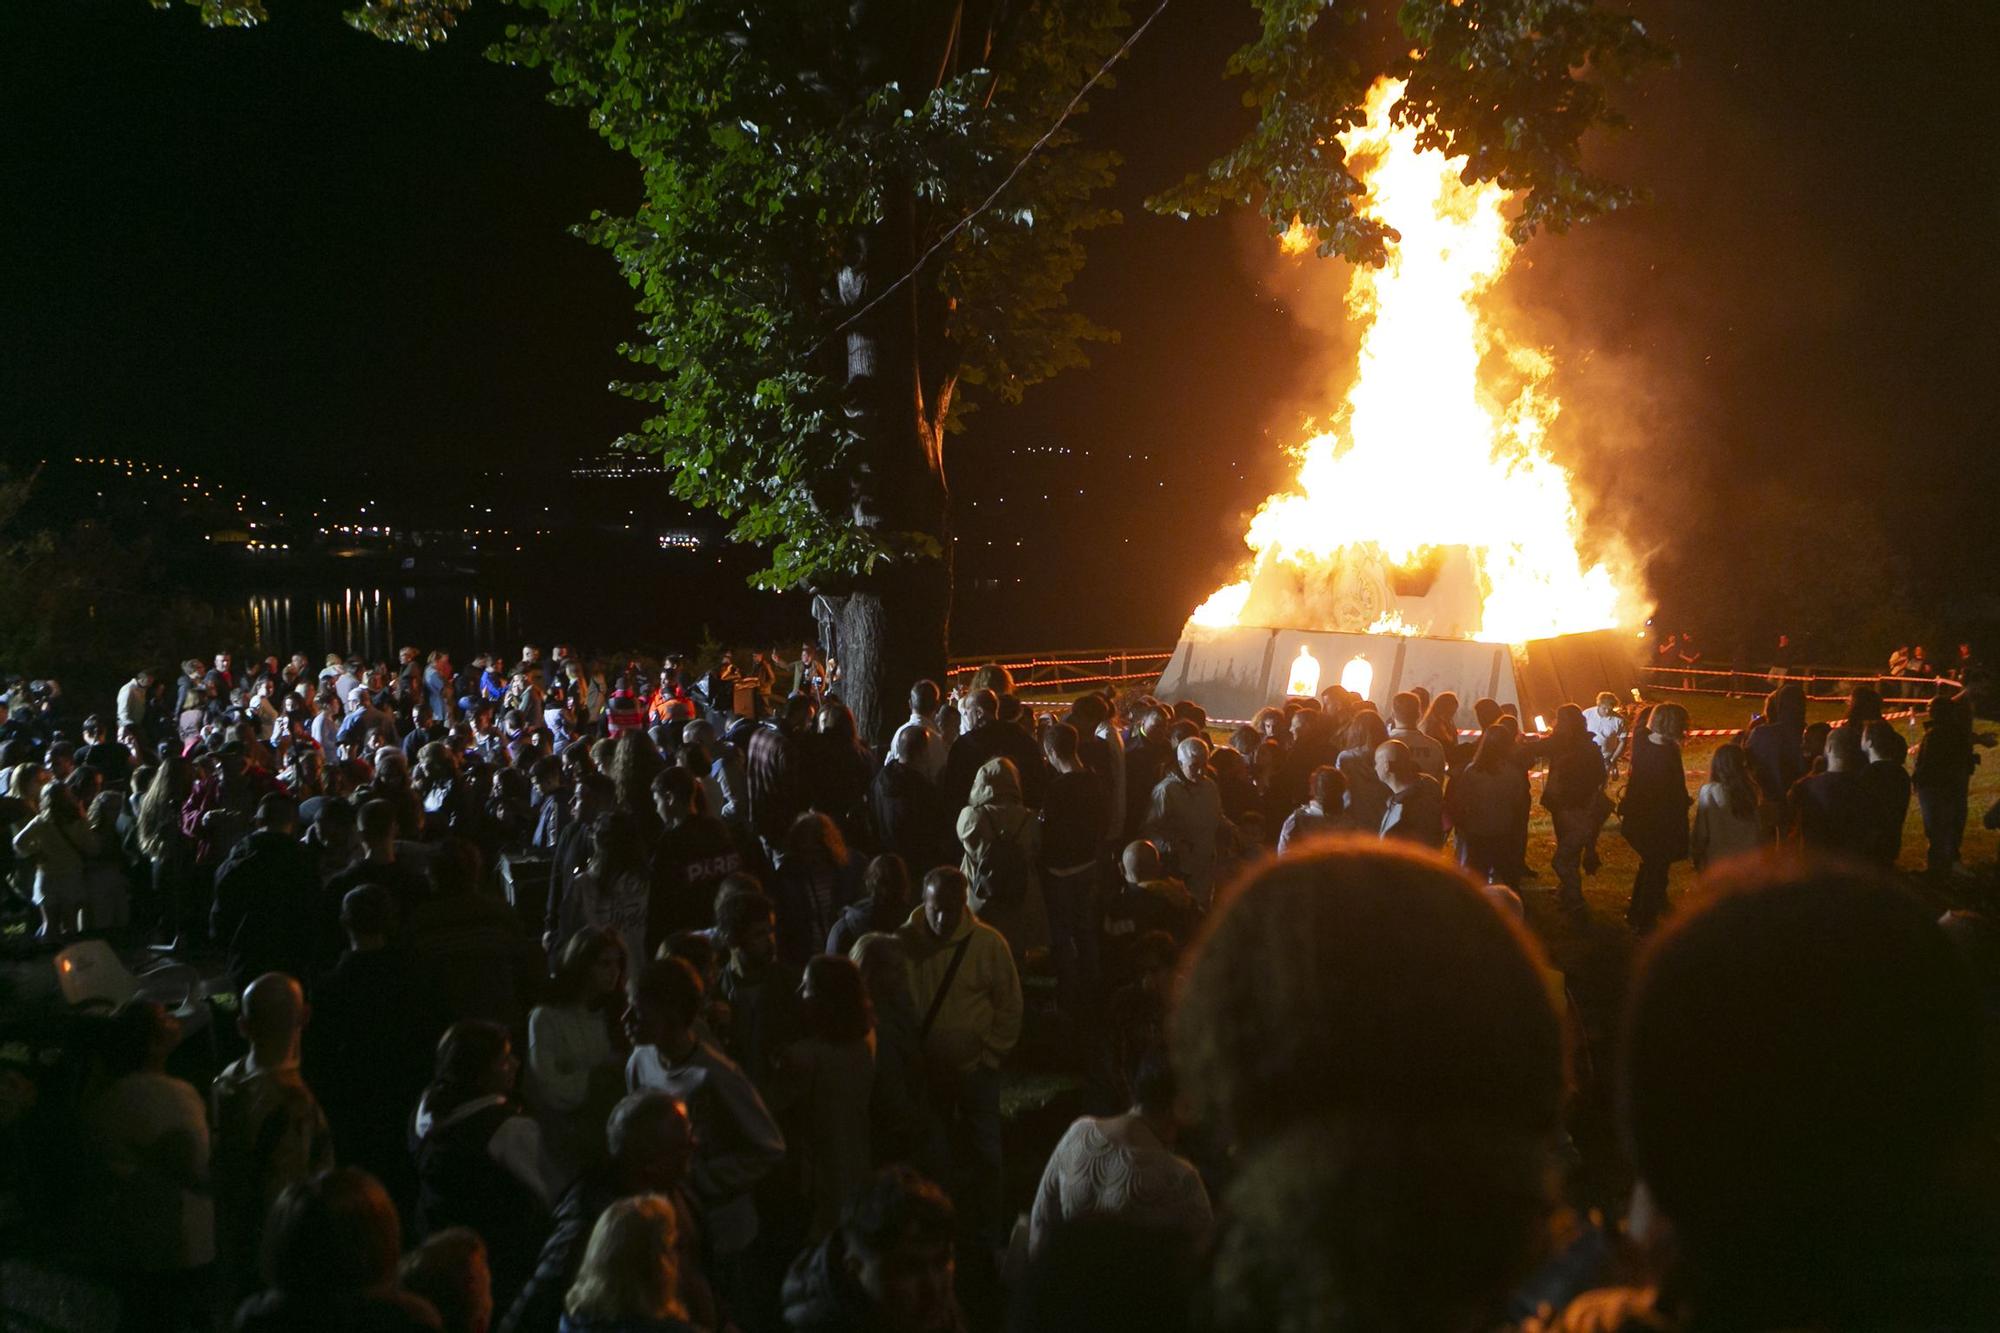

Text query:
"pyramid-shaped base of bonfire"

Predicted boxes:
[[1156, 622, 1638, 728]]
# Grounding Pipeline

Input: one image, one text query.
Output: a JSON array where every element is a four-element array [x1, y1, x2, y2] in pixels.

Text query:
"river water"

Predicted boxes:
[[232, 568, 810, 663]]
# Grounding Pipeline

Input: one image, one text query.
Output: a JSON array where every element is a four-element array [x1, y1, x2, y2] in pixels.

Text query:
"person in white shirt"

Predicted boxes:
[[625, 955, 786, 1263], [116, 670, 152, 733], [1386, 691, 1448, 781], [84, 999, 215, 1320], [1586, 692, 1631, 771], [528, 927, 627, 1179], [891, 679, 949, 784], [1029, 1047, 1211, 1257]]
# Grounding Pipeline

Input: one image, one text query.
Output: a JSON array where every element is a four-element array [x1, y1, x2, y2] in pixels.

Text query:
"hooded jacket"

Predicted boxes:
[[956, 758, 1040, 911], [894, 902, 1022, 1073]]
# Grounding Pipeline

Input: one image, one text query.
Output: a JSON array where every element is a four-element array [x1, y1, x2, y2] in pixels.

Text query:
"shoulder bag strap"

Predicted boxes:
[[919, 936, 975, 1043]]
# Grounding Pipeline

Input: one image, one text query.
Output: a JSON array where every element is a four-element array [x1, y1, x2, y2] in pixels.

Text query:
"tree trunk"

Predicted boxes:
[[819, 1, 962, 746], [814, 552, 952, 747], [822, 199, 954, 745]]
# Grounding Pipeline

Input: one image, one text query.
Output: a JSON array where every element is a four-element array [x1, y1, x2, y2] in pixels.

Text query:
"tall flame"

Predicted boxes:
[[1192, 79, 1637, 645]]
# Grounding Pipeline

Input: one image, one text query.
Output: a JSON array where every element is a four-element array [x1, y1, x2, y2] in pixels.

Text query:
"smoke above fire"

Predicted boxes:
[[1191, 79, 1646, 646]]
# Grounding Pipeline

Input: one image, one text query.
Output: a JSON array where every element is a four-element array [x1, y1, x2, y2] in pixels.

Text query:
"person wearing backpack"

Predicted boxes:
[[955, 756, 1041, 952]]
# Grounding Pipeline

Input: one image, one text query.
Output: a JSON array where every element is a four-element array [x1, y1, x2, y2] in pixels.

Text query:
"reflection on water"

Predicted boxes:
[[232, 569, 807, 661], [243, 587, 516, 661]]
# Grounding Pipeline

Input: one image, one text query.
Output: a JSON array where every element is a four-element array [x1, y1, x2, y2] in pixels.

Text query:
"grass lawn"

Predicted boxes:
[[1529, 692, 1997, 954]]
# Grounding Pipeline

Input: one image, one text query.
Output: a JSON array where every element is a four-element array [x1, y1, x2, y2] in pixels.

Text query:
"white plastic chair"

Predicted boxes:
[[52, 939, 211, 1041]]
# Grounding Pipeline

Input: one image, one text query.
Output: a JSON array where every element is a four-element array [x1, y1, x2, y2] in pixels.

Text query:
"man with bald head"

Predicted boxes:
[[211, 971, 335, 1301]]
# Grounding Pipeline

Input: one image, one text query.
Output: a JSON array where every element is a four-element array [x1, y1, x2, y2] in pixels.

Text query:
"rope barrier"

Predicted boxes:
[[945, 651, 1172, 679], [1639, 663, 1963, 689]]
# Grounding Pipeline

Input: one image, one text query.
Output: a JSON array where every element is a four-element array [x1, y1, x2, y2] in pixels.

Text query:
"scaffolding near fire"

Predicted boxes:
[[1162, 79, 1645, 722]]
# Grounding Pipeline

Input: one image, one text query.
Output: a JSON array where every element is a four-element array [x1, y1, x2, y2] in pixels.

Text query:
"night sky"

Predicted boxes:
[[5, 2, 1998, 659]]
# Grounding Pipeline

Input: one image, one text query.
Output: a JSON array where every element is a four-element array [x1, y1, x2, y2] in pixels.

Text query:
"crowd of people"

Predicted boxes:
[[1, 638, 1997, 1333]]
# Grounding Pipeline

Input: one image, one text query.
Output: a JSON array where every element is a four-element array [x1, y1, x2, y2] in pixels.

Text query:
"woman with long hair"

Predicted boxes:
[[606, 731, 664, 837], [774, 812, 862, 969], [136, 753, 197, 946], [13, 779, 97, 937], [1619, 701, 1692, 934], [1420, 691, 1463, 773], [2, 761, 49, 910], [807, 701, 876, 843], [1444, 719, 1530, 886], [82, 788, 134, 931], [1693, 740, 1764, 872], [771, 954, 878, 1239], [550, 811, 651, 971], [412, 1021, 553, 1315], [528, 928, 628, 1179], [561, 1194, 695, 1332]]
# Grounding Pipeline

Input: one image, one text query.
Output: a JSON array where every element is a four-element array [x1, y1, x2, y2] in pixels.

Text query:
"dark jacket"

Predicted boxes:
[[944, 721, 1045, 812], [1445, 764, 1530, 840], [782, 1230, 966, 1333], [647, 814, 746, 955], [412, 1098, 551, 1317], [304, 947, 437, 1213], [716, 958, 801, 1090], [867, 983, 942, 1173], [1542, 734, 1608, 813], [867, 761, 957, 874], [499, 1162, 625, 1333], [825, 895, 907, 959], [771, 855, 864, 971], [1621, 738, 1692, 862], [1914, 715, 1979, 790], [1745, 720, 1805, 804], [1788, 769, 1877, 860], [211, 827, 323, 988], [1122, 735, 1174, 836], [406, 889, 545, 1037], [1379, 777, 1447, 848], [324, 856, 431, 956], [1040, 768, 1107, 870], [233, 1289, 440, 1332], [804, 731, 876, 838], [1862, 759, 1914, 866]]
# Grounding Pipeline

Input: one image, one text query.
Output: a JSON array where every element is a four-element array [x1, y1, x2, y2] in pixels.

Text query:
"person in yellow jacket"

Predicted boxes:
[[895, 866, 1021, 1255]]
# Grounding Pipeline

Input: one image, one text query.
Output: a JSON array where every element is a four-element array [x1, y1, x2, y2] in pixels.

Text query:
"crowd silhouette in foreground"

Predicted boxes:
[[1, 642, 1998, 1333]]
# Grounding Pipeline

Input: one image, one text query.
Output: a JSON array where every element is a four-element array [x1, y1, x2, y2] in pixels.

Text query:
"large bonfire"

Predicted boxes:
[[1191, 78, 1639, 647]]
